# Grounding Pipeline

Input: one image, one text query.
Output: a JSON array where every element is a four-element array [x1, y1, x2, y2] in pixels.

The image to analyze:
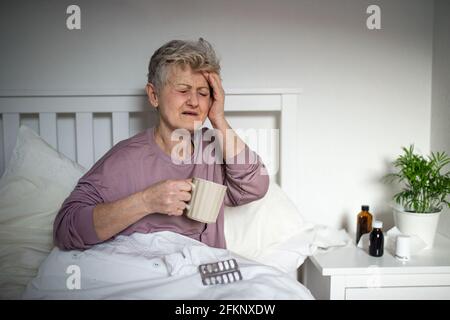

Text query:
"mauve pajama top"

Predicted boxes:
[[53, 127, 269, 250]]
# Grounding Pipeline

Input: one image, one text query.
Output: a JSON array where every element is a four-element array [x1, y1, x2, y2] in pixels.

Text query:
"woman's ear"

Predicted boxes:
[[145, 83, 159, 109]]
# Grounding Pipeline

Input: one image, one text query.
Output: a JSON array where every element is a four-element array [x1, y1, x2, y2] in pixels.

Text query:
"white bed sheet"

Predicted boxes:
[[22, 231, 314, 300]]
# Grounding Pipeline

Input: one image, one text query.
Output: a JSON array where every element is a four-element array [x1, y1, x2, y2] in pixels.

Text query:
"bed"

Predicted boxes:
[[0, 89, 350, 300]]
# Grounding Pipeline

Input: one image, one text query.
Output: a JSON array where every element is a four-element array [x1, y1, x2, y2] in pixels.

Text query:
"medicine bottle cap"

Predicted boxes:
[[372, 220, 383, 229], [361, 205, 369, 211]]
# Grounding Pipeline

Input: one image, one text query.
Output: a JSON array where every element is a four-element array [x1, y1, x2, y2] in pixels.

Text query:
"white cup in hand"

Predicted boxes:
[[185, 177, 227, 223]]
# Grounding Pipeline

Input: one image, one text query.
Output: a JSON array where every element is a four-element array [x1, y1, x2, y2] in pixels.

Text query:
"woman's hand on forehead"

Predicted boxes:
[[201, 71, 225, 125]]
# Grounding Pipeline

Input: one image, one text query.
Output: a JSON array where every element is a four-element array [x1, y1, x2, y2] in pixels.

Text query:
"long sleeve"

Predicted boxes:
[[53, 181, 103, 250], [223, 145, 269, 206], [53, 144, 132, 251]]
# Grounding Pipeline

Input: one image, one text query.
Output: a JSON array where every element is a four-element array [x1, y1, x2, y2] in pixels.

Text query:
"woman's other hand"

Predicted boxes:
[[202, 72, 226, 126], [141, 179, 192, 216]]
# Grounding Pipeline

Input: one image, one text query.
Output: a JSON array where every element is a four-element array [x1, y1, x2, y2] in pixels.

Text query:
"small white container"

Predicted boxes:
[[395, 235, 411, 261]]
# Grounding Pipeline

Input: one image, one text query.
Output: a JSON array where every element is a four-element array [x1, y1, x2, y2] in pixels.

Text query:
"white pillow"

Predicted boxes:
[[224, 182, 310, 271], [224, 182, 353, 273], [0, 125, 86, 299]]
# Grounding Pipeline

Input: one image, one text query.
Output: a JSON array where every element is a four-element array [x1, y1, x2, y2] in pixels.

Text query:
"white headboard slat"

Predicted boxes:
[[280, 94, 299, 203], [3, 113, 20, 170], [112, 112, 130, 145], [75, 113, 94, 169], [38, 113, 57, 149]]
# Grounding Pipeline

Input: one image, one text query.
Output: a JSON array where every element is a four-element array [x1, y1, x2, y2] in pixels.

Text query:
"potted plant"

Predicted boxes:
[[384, 145, 450, 248]]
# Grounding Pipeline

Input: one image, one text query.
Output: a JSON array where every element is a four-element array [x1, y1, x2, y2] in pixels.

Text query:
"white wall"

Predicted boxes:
[[431, 0, 450, 237], [0, 0, 435, 233]]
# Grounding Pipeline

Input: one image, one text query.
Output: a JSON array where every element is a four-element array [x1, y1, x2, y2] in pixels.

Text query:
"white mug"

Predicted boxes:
[[185, 177, 227, 223]]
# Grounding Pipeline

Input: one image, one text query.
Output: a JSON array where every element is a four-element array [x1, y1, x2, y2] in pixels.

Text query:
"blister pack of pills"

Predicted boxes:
[[198, 258, 242, 286]]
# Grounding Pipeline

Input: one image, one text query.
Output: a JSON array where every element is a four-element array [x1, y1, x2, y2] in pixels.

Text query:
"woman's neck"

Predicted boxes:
[[154, 123, 193, 160]]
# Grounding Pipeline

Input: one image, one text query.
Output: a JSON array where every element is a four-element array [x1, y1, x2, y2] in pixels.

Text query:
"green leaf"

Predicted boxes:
[[383, 144, 450, 213]]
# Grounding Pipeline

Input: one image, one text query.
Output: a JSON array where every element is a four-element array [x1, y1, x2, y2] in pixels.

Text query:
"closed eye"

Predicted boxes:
[[179, 90, 209, 97]]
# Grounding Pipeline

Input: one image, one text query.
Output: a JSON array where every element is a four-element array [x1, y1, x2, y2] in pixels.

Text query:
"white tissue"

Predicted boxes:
[[357, 233, 370, 249], [386, 227, 427, 255]]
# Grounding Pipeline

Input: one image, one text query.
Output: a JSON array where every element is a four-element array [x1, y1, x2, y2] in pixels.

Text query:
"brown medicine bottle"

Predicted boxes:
[[356, 205, 373, 244]]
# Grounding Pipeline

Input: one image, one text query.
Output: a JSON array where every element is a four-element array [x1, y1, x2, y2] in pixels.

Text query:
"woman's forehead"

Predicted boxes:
[[167, 65, 209, 88]]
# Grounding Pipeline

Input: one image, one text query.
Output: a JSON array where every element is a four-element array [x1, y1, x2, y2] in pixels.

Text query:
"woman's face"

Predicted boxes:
[[156, 65, 212, 132]]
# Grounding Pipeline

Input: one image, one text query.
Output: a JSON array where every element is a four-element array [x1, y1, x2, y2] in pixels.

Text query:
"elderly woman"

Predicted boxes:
[[54, 38, 269, 250]]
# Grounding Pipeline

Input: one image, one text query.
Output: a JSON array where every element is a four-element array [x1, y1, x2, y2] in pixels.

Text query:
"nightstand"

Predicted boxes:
[[302, 233, 450, 300]]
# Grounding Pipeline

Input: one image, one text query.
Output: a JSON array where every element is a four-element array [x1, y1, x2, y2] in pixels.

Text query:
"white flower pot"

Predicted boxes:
[[393, 208, 442, 248]]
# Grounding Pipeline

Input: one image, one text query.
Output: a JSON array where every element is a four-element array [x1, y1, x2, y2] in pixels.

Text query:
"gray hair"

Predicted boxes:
[[147, 38, 221, 94]]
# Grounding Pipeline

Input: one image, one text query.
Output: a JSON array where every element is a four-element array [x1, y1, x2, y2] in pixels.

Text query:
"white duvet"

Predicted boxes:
[[22, 231, 314, 300]]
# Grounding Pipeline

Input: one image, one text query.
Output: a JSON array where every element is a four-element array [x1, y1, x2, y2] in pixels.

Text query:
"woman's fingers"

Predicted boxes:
[[202, 72, 222, 95], [209, 73, 224, 95], [161, 179, 196, 216], [171, 179, 192, 192], [208, 73, 218, 90], [178, 191, 191, 202], [173, 201, 187, 216]]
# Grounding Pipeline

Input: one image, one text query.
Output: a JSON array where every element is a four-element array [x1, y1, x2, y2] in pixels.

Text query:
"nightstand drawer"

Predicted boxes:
[[345, 286, 450, 300]]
